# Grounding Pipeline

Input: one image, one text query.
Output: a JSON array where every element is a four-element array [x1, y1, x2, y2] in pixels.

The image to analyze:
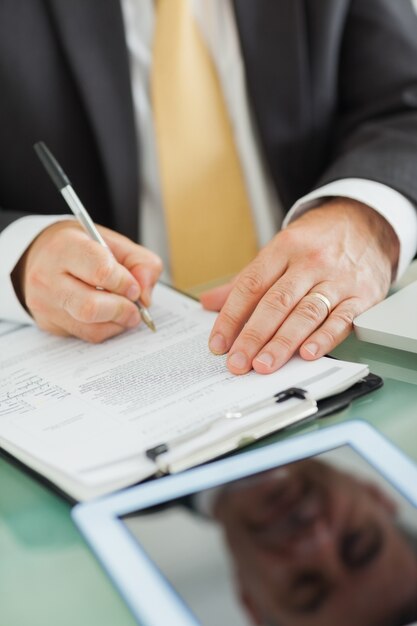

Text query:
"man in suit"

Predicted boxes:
[[1, 0, 417, 375]]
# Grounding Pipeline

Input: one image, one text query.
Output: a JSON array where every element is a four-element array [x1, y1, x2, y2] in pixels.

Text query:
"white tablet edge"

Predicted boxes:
[[72, 420, 417, 626]]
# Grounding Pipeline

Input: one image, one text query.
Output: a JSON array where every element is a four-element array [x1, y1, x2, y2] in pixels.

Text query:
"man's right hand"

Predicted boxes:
[[12, 220, 163, 342]]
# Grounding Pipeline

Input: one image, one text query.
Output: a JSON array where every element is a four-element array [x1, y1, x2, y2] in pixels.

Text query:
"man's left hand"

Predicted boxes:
[[201, 199, 399, 374]]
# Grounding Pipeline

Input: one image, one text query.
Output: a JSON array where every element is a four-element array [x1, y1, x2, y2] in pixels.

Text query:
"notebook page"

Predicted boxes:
[[0, 284, 367, 498]]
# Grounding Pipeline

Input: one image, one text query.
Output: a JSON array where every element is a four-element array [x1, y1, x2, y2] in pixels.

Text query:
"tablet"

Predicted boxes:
[[73, 421, 417, 626]]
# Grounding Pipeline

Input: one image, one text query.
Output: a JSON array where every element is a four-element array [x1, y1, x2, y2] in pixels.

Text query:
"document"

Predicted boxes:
[[0, 284, 368, 500]]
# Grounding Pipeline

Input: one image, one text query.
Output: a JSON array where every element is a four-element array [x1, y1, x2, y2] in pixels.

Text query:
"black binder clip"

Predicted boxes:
[[146, 443, 169, 463], [274, 387, 308, 403], [146, 387, 310, 463]]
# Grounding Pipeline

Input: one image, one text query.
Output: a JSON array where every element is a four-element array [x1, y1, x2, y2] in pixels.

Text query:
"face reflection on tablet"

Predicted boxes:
[[211, 460, 417, 626]]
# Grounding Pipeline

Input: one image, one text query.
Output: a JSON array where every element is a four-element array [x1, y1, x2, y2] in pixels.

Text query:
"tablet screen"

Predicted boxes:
[[122, 446, 417, 626]]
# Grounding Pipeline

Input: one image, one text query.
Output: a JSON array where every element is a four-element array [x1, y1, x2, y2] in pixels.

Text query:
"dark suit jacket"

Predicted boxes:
[[1, 0, 417, 242]]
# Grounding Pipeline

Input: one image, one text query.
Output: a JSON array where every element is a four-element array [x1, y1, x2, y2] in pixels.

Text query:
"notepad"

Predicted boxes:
[[0, 284, 370, 501]]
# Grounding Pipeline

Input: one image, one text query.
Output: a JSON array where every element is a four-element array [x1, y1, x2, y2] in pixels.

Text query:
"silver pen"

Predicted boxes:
[[34, 141, 156, 332]]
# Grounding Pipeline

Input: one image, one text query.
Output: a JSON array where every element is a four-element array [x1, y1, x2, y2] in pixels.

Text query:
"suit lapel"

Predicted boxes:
[[47, 0, 138, 237], [233, 0, 311, 209]]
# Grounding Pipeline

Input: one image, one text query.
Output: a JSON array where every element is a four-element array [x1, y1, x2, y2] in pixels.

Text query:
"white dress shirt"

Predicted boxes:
[[1, 0, 416, 324]]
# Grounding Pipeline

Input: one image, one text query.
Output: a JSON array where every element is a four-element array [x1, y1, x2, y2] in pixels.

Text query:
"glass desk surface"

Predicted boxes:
[[1, 334, 416, 626]]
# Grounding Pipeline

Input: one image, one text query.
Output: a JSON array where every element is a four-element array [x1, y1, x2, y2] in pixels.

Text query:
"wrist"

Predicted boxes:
[[296, 198, 400, 281]]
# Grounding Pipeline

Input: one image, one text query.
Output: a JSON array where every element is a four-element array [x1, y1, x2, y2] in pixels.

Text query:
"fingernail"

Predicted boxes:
[[254, 352, 274, 368], [127, 284, 140, 301], [228, 352, 248, 370], [304, 342, 318, 356], [209, 333, 227, 354]]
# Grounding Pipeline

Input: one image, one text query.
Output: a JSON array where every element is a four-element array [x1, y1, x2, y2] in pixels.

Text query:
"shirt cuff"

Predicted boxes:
[[0, 215, 75, 325], [282, 178, 417, 281]]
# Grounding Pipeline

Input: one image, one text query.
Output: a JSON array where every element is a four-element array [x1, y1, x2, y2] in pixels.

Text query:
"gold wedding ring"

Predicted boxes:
[[309, 291, 332, 316]]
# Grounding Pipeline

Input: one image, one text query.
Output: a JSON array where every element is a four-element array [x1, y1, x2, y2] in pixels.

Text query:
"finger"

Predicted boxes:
[[129, 262, 162, 307], [208, 253, 288, 356], [34, 311, 127, 343], [250, 288, 336, 374], [58, 275, 141, 328], [61, 235, 143, 301], [99, 227, 163, 306], [200, 282, 234, 311], [299, 298, 362, 360], [66, 319, 128, 343], [225, 271, 314, 374]]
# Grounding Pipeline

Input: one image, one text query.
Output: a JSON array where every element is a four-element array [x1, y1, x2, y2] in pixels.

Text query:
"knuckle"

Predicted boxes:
[[317, 306, 358, 349], [269, 334, 294, 354], [263, 287, 294, 312], [237, 269, 265, 298], [26, 268, 45, 290], [127, 250, 163, 277], [151, 255, 163, 274], [277, 227, 296, 248], [80, 240, 114, 284], [93, 259, 115, 286], [331, 308, 355, 329], [219, 307, 241, 329], [320, 326, 338, 345], [298, 299, 323, 322], [305, 248, 329, 269], [240, 326, 264, 346]]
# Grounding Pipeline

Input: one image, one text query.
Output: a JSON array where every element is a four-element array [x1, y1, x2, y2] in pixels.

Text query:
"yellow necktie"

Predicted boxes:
[[151, 0, 258, 293]]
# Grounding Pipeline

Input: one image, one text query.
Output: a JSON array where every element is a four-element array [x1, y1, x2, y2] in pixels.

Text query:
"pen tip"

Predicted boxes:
[[135, 301, 157, 332], [142, 309, 157, 332], [147, 320, 157, 333]]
